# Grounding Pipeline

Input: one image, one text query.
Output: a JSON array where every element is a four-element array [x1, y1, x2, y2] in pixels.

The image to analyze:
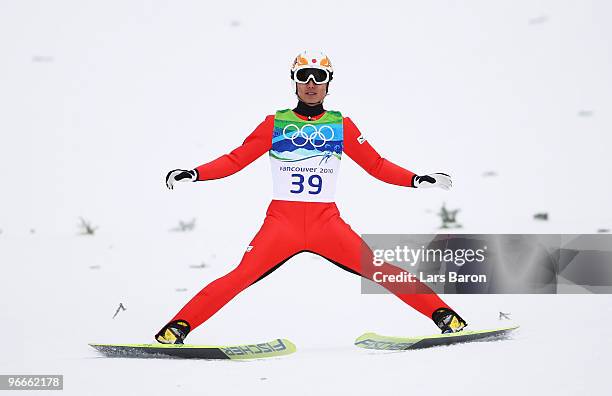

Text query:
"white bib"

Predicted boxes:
[[270, 110, 344, 202]]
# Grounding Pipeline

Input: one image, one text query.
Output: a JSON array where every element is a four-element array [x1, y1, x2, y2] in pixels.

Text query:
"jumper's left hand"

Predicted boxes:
[[413, 173, 452, 190]]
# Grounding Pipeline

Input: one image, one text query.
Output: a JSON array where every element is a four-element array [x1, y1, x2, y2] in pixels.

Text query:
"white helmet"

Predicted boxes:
[[290, 50, 334, 84]]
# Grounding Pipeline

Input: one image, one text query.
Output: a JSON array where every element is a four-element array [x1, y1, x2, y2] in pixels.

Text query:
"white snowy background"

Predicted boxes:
[[1, 0, 611, 394]]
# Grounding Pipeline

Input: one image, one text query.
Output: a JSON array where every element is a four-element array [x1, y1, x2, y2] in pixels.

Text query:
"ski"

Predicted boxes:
[[89, 338, 296, 360], [355, 325, 519, 351]]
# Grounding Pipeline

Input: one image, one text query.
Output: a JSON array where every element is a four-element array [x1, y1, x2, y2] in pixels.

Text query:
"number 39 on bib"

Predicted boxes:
[[270, 109, 344, 202]]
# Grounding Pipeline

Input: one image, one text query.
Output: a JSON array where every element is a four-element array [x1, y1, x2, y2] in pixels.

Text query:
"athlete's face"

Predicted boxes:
[[296, 80, 327, 105]]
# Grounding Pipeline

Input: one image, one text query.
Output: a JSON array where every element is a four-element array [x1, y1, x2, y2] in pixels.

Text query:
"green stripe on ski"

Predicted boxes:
[[89, 338, 296, 360], [355, 326, 519, 350]]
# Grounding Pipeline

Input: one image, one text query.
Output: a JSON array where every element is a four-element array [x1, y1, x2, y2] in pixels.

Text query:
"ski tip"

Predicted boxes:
[[507, 325, 520, 331], [491, 324, 520, 333], [280, 338, 297, 353], [354, 332, 377, 344]]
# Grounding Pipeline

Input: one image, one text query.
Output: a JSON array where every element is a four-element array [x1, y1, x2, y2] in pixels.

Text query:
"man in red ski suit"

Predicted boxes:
[[156, 51, 467, 344]]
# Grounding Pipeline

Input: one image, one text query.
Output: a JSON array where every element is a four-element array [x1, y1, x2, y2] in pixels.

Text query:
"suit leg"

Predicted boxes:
[[169, 211, 301, 330], [309, 212, 451, 319]]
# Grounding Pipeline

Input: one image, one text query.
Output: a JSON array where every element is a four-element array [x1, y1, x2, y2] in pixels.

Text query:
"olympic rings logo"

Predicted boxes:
[[282, 124, 335, 148]]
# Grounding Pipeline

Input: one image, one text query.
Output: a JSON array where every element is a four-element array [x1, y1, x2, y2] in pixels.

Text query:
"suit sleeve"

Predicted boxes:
[[343, 117, 416, 187], [194, 115, 273, 181]]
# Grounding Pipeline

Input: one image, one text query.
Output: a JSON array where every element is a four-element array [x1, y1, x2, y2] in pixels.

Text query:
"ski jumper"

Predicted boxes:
[[170, 109, 451, 330]]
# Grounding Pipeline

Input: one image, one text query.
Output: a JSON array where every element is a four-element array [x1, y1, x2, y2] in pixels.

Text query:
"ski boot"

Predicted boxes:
[[155, 320, 191, 344], [432, 308, 467, 334]]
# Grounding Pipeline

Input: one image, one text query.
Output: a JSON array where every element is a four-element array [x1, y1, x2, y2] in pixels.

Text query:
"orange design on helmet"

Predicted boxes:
[[291, 50, 333, 73], [293, 55, 309, 69]]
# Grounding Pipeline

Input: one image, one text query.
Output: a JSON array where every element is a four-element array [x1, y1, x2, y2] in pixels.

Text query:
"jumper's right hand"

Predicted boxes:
[[166, 169, 197, 190]]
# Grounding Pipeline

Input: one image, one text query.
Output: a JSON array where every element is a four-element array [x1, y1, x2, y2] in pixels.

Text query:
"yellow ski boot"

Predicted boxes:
[[155, 320, 190, 344], [432, 308, 467, 334]]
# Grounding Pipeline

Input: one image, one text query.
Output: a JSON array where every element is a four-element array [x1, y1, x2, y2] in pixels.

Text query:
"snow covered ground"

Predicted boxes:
[[1, 0, 611, 395]]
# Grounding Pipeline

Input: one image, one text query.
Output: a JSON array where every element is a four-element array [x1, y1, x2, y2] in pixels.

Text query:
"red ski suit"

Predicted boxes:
[[170, 113, 451, 330]]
